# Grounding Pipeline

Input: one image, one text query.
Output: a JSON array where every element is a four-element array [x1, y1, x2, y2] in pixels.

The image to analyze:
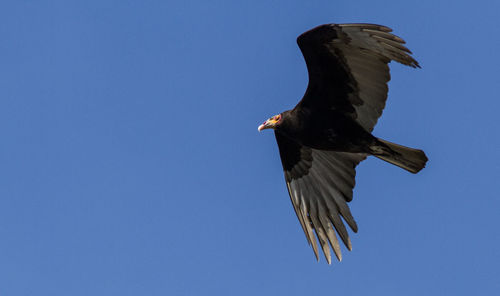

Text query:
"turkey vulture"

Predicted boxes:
[[258, 23, 427, 264]]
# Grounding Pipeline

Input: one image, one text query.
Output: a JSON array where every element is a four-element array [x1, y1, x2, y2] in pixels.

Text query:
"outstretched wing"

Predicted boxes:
[[275, 132, 367, 263], [296, 23, 419, 132]]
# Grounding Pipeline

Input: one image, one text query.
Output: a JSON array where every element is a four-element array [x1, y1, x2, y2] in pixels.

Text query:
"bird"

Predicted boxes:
[[258, 23, 428, 264]]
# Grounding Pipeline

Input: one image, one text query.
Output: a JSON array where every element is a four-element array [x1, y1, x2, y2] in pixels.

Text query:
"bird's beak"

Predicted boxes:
[[258, 122, 268, 132], [258, 120, 273, 132], [258, 115, 280, 132]]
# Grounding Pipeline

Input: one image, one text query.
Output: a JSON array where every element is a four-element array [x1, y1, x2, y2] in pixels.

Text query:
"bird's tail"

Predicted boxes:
[[371, 138, 428, 174]]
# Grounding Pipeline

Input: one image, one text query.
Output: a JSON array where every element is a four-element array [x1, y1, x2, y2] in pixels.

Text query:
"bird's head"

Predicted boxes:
[[258, 114, 282, 132]]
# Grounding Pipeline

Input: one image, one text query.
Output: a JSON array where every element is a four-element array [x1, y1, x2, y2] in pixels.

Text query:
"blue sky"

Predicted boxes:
[[1, 0, 499, 295]]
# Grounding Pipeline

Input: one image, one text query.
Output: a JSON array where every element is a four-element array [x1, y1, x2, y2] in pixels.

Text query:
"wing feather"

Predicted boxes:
[[276, 132, 366, 263], [296, 178, 320, 258], [297, 23, 419, 131], [308, 198, 333, 263], [361, 28, 406, 43], [372, 35, 412, 53]]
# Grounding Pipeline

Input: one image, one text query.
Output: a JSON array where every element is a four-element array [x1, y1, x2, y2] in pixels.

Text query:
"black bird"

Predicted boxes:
[[258, 23, 428, 264]]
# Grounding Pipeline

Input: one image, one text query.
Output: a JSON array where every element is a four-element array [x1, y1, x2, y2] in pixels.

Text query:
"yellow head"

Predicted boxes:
[[258, 114, 282, 132]]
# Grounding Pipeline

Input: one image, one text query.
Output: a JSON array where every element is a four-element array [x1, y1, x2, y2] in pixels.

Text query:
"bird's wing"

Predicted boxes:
[[275, 132, 367, 263], [296, 23, 419, 132]]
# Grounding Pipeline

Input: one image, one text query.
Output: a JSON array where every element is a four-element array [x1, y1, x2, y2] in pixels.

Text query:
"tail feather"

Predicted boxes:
[[372, 139, 428, 174]]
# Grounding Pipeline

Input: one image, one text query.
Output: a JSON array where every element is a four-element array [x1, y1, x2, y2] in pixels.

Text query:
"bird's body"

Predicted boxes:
[[258, 23, 428, 264], [277, 109, 377, 152]]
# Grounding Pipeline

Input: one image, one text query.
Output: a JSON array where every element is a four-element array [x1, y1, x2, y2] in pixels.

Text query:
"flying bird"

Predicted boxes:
[[258, 23, 428, 264]]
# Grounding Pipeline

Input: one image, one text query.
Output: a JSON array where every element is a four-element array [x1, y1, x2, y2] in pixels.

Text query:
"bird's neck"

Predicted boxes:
[[276, 109, 308, 141]]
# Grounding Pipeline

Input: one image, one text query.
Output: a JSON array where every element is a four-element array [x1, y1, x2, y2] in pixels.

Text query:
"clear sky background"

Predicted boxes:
[[1, 0, 499, 295]]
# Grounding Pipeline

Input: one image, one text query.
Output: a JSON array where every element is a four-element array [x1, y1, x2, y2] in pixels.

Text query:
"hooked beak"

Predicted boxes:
[[258, 121, 269, 132], [258, 114, 281, 132]]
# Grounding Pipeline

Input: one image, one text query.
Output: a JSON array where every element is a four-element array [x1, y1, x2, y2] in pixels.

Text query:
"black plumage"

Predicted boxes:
[[258, 23, 428, 264]]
